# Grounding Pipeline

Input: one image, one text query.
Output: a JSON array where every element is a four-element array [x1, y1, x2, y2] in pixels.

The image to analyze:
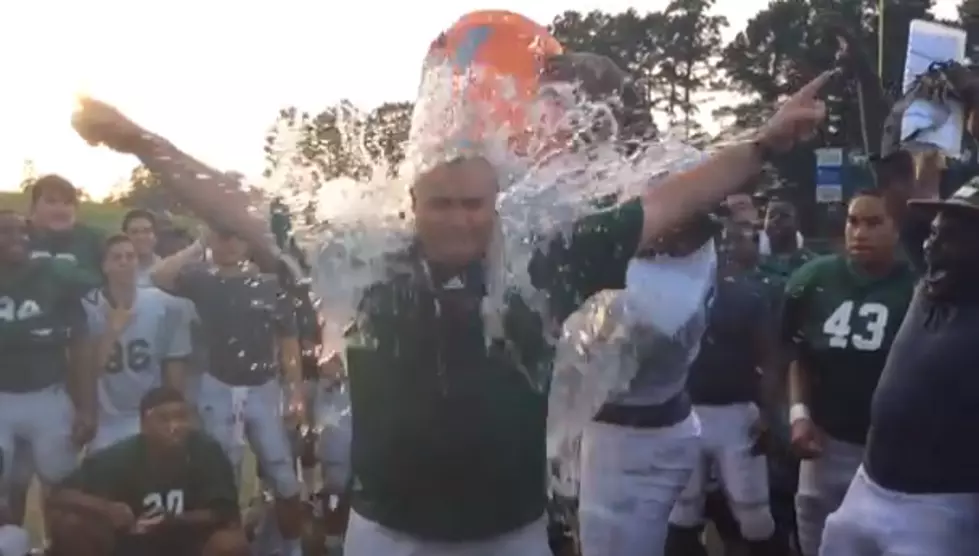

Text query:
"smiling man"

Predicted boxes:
[[818, 150, 979, 554]]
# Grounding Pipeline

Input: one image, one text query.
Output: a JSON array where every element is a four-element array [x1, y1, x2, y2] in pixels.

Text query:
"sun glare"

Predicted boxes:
[[0, 3, 138, 199]]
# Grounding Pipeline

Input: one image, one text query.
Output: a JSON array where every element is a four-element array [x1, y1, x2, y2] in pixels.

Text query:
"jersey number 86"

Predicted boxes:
[[105, 339, 152, 373]]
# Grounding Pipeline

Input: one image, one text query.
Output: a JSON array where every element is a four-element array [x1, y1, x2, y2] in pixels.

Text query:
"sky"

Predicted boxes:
[[0, 0, 960, 200]]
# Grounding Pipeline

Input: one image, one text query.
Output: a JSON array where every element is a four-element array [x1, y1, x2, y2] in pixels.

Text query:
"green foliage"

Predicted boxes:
[[548, 1, 728, 143], [105, 165, 188, 215]]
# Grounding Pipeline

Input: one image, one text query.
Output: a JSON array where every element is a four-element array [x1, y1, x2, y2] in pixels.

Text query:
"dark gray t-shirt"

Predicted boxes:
[[173, 262, 296, 386], [687, 271, 771, 405]]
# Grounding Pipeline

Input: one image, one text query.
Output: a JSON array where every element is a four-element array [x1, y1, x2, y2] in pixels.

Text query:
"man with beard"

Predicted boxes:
[[780, 189, 914, 556], [68, 47, 832, 555], [48, 387, 247, 556], [816, 145, 979, 553]]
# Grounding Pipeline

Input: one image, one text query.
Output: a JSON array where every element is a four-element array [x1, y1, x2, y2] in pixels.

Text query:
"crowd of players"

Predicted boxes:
[[0, 174, 351, 556], [2, 48, 979, 556]]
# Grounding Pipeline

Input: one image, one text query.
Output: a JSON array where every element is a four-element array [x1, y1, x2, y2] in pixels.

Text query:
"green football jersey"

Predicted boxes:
[[0, 258, 97, 392], [783, 254, 916, 443], [60, 430, 238, 522], [758, 247, 817, 290], [29, 224, 105, 285]]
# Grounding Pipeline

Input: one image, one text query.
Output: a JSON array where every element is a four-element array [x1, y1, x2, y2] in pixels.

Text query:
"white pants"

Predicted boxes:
[[0, 524, 29, 556], [820, 465, 979, 556], [669, 403, 774, 540], [578, 413, 701, 556], [343, 511, 551, 556], [89, 411, 141, 454], [315, 384, 352, 495], [0, 386, 78, 496], [796, 435, 863, 556], [196, 373, 299, 498]]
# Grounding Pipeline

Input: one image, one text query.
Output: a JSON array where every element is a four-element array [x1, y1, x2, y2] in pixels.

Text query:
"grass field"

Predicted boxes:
[[1, 191, 129, 233]]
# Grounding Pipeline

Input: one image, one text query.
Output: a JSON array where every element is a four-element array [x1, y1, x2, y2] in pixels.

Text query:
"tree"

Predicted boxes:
[[107, 165, 186, 213], [719, 0, 934, 136], [655, 0, 728, 138], [549, 10, 667, 107]]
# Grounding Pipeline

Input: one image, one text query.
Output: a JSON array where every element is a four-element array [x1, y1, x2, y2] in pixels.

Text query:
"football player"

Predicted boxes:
[[666, 221, 781, 556], [120, 210, 161, 287], [150, 227, 306, 556], [48, 387, 247, 556], [0, 209, 97, 516], [9, 175, 105, 523], [757, 198, 815, 284], [781, 189, 914, 556], [27, 174, 104, 282], [85, 235, 192, 452]]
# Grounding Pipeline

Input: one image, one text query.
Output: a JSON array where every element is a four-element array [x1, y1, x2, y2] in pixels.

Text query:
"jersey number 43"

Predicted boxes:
[[822, 300, 889, 351]]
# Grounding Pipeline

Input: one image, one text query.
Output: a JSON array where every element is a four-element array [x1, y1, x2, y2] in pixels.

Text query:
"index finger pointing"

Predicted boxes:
[[795, 69, 838, 99]]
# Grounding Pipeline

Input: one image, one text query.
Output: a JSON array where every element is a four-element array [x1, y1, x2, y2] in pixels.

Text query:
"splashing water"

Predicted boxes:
[[264, 55, 713, 489]]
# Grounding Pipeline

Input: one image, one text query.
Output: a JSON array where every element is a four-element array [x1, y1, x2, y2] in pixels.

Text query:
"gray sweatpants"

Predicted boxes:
[[795, 435, 863, 556], [820, 466, 979, 555]]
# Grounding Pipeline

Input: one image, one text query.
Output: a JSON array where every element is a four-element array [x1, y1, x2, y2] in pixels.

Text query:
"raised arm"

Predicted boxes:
[[635, 71, 833, 250], [71, 98, 279, 271]]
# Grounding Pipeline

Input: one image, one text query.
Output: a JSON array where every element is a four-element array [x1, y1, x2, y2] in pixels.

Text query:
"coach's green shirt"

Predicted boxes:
[[29, 223, 105, 285], [346, 198, 643, 541], [782, 254, 916, 444], [60, 430, 238, 522], [0, 258, 96, 392]]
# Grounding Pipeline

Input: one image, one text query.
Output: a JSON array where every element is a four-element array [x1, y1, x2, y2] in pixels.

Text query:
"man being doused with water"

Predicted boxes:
[[69, 45, 830, 556], [663, 221, 783, 556]]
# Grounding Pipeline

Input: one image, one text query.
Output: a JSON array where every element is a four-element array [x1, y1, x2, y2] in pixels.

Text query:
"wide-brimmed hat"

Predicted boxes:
[[908, 176, 979, 216]]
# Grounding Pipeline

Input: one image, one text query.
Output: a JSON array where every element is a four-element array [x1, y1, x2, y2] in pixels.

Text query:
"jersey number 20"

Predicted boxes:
[[142, 489, 184, 518], [822, 300, 889, 351]]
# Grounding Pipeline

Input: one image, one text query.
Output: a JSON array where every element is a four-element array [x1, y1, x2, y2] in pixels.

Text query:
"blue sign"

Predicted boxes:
[[814, 148, 843, 203]]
